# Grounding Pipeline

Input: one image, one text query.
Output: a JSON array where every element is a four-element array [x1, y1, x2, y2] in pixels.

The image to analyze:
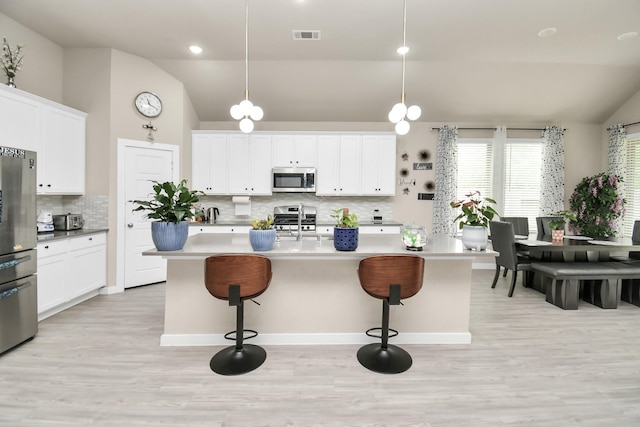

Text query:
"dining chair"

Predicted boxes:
[[612, 220, 640, 262], [499, 217, 530, 276], [489, 221, 532, 297], [536, 216, 562, 237]]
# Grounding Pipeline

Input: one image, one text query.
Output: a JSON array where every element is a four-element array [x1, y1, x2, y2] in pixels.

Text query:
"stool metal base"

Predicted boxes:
[[209, 344, 266, 376], [357, 343, 412, 374]]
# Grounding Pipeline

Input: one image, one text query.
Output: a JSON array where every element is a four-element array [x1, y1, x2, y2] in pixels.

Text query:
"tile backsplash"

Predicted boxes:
[[197, 194, 395, 224], [37, 195, 109, 229]]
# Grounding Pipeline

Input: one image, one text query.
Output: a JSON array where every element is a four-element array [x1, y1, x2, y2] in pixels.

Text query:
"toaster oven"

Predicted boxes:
[[53, 214, 85, 231]]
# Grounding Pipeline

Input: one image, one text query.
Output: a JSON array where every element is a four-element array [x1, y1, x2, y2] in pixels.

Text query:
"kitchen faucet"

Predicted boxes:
[[297, 203, 305, 241]]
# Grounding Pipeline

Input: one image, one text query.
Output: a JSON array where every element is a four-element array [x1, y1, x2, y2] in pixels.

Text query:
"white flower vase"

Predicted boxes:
[[461, 225, 488, 251]]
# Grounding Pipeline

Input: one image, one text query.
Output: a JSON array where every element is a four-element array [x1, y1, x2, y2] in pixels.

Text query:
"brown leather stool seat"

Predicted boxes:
[[357, 255, 425, 374], [204, 254, 272, 375]]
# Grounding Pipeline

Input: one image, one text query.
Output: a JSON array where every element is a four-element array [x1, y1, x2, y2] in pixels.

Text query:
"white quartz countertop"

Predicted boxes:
[[144, 233, 497, 260], [189, 221, 403, 227]]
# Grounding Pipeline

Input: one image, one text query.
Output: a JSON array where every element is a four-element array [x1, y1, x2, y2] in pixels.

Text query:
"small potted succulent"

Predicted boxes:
[[331, 208, 359, 251], [450, 190, 498, 251], [548, 210, 577, 241], [249, 215, 276, 251], [130, 179, 203, 251]]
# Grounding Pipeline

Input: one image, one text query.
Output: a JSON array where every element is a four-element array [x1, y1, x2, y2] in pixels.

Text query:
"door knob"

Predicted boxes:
[[127, 223, 133, 228]]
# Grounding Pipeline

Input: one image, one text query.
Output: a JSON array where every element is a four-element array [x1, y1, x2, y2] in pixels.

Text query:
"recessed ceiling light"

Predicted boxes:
[[397, 46, 410, 55], [538, 27, 557, 37], [617, 32, 638, 41], [188, 45, 203, 54]]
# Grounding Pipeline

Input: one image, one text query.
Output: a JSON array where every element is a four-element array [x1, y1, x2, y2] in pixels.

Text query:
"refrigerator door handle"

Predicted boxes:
[[0, 254, 33, 271]]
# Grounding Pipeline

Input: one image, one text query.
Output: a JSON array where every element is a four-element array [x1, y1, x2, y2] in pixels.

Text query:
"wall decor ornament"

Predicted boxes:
[[1, 37, 24, 88], [400, 168, 409, 177], [419, 150, 430, 161]]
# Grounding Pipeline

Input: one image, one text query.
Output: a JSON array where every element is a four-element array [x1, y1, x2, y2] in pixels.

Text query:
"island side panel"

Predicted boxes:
[[163, 257, 473, 343]]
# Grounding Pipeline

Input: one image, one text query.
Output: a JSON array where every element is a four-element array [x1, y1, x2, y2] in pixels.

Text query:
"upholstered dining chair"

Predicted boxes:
[[489, 221, 532, 297], [536, 216, 562, 237], [356, 255, 425, 374], [498, 217, 530, 276], [204, 254, 272, 375]]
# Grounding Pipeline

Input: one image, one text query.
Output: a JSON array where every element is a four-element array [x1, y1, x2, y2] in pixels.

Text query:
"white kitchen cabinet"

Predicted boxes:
[[227, 134, 272, 195], [0, 85, 87, 195], [316, 225, 401, 235], [316, 134, 361, 195], [36, 240, 69, 314], [37, 232, 107, 320], [37, 105, 86, 194], [272, 134, 317, 167], [0, 85, 41, 151], [361, 134, 396, 196], [191, 133, 228, 195], [68, 233, 107, 299]]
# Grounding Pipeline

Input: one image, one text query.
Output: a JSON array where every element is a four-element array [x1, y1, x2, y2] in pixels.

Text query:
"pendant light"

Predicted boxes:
[[230, 0, 263, 133], [388, 0, 421, 136]]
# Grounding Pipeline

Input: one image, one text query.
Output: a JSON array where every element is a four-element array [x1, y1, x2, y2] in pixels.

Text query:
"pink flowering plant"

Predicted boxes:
[[569, 172, 625, 238]]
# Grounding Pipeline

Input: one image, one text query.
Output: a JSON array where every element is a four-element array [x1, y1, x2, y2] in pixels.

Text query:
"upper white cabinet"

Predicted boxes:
[[38, 106, 86, 194], [192, 132, 272, 196], [316, 134, 361, 196], [361, 134, 396, 196], [0, 86, 41, 151], [192, 133, 228, 195], [272, 134, 317, 167], [192, 131, 395, 197], [0, 85, 87, 195]]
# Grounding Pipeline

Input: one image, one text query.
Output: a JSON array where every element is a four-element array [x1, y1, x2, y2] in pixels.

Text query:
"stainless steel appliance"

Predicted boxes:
[[0, 146, 38, 355], [36, 211, 54, 233], [273, 205, 317, 233], [206, 207, 219, 224], [53, 213, 84, 231], [272, 167, 316, 193]]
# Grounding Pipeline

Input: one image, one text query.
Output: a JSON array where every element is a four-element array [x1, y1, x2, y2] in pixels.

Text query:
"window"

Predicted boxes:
[[457, 136, 543, 233], [624, 133, 640, 237]]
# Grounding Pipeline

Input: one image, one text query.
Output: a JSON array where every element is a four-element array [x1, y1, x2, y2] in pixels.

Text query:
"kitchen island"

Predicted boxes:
[[144, 233, 496, 346]]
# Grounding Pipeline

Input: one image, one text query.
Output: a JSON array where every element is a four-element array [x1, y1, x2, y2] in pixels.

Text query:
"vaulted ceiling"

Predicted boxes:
[[1, 0, 639, 124]]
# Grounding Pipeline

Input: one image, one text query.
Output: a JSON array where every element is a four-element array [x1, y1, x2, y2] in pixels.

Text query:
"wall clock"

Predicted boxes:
[[134, 91, 162, 118]]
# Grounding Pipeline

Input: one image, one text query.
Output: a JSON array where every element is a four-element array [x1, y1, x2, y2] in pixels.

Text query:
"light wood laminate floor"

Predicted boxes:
[[1, 270, 640, 426]]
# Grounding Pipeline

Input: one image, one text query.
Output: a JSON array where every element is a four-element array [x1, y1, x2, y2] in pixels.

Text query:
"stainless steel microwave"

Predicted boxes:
[[272, 167, 316, 193]]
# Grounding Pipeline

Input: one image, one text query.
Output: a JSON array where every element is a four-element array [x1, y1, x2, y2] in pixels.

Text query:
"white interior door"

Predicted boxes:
[[123, 145, 175, 288]]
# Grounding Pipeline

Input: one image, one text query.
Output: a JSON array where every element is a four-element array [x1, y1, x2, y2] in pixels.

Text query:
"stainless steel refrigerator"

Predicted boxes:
[[0, 146, 37, 354]]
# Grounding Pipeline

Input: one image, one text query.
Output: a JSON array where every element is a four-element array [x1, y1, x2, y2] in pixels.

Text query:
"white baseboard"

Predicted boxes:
[[160, 332, 472, 347]]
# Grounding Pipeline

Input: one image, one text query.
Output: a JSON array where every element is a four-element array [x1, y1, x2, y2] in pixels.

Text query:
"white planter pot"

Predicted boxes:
[[461, 225, 488, 251]]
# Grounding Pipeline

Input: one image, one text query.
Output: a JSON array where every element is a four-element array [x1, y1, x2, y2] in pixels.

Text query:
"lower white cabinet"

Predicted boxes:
[[188, 225, 250, 236], [37, 232, 107, 320], [315, 225, 401, 235]]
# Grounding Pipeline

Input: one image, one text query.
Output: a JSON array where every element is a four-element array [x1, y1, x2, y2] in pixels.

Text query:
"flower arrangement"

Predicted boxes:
[[450, 191, 498, 229], [251, 215, 274, 230], [1, 37, 24, 85], [330, 208, 359, 228], [569, 172, 625, 237], [130, 179, 203, 223]]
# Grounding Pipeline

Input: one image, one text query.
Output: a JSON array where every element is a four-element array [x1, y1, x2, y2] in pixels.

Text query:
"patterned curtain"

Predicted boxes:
[[432, 125, 458, 236], [608, 124, 626, 235], [539, 125, 565, 215]]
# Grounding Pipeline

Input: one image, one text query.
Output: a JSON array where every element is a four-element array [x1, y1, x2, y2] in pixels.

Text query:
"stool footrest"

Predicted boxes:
[[365, 327, 398, 339], [223, 329, 258, 342]]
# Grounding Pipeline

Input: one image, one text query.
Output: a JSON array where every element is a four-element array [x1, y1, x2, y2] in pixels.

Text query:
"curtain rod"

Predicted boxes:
[[607, 120, 640, 131], [430, 127, 551, 131]]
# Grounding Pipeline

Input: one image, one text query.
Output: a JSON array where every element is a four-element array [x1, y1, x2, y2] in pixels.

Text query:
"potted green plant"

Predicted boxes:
[[569, 172, 625, 238], [548, 210, 577, 241], [249, 215, 276, 251], [1, 37, 24, 88], [450, 191, 498, 251], [331, 208, 359, 251], [130, 179, 203, 251]]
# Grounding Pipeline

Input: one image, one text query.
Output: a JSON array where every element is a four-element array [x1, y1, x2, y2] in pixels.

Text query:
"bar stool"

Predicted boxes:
[[204, 254, 272, 375], [356, 255, 425, 374]]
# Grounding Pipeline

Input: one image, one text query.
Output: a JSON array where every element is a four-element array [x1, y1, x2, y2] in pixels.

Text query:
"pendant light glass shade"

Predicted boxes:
[[229, 0, 263, 133], [388, 0, 421, 136]]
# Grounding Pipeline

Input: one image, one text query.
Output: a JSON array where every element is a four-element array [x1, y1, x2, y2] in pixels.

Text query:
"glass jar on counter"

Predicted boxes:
[[401, 224, 428, 251]]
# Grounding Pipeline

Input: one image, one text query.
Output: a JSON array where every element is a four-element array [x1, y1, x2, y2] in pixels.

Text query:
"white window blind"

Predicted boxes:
[[457, 136, 542, 234], [624, 134, 640, 237], [456, 138, 494, 202], [502, 139, 543, 231]]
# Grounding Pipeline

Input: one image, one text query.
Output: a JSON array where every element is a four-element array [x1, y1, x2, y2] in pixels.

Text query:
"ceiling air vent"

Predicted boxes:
[[292, 30, 321, 40]]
